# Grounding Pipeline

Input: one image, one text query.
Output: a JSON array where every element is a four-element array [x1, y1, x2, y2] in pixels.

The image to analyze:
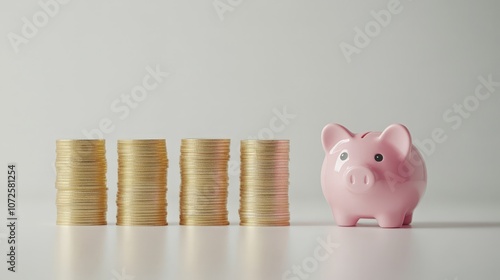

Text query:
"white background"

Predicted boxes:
[[0, 0, 499, 279]]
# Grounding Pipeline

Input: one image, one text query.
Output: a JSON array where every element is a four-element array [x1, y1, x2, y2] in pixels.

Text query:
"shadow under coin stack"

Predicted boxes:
[[179, 139, 230, 226], [55, 140, 107, 225], [116, 139, 168, 226], [239, 140, 290, 226]]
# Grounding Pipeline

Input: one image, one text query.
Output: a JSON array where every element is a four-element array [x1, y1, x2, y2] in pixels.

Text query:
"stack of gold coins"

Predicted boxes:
[[179, 139, 230, 226], [116, 139, 168, 226], [239, 140, 290, 226], [55, 139, 107, 225]]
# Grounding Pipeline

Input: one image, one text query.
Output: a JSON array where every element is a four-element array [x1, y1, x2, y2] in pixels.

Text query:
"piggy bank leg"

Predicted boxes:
[[376, 213, 405, 228], [333, 212, 359, 227], [403, 213, 413, 225]]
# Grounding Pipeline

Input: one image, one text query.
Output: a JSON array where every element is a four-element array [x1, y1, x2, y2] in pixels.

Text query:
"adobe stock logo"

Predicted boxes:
[[339, 0, 404, 63], [247, 106, 296, 140], [415, 74, 499, 157], [384, 74, 499, 189], [213, 0, 243, 21], [111, 267, 134, 280], [282, 233, 340, 280], [227, 105, 296, 177], [81, 65, 170, 139], [7, 0, 71, 54]]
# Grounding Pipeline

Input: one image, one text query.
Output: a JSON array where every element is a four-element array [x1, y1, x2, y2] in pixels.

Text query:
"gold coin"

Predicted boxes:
[[55, 139, 107, 226], [116, 139, 168, 226], [179, 139, 230, 226], [239, 140, 290, 226]]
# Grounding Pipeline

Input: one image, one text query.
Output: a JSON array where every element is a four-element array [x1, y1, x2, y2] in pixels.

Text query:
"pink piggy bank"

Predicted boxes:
[[321, 123, 427, 228]]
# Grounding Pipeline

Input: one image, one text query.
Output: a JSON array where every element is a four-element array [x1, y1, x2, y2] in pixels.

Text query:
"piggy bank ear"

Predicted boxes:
[[321, 123, 354, 153], [379, 124, 411, 159]]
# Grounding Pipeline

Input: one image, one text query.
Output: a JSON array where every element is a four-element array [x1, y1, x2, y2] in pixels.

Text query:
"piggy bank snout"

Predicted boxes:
[[344, 166, 374, 193]]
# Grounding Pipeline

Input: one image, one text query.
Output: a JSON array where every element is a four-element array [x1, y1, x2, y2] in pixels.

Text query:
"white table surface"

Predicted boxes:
[[1, 197, 498, 280]]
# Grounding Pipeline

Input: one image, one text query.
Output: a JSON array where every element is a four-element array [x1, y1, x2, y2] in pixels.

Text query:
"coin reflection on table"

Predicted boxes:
[[237, 226, 290, 280], [56, 226, 106, 280], [179, 226, 230, 279], [116, 226, 168, 278]]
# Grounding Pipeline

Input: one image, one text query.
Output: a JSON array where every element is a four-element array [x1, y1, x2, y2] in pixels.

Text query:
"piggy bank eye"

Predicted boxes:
[[340, 152, 348, 161], [374, 153, 383, 162]]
